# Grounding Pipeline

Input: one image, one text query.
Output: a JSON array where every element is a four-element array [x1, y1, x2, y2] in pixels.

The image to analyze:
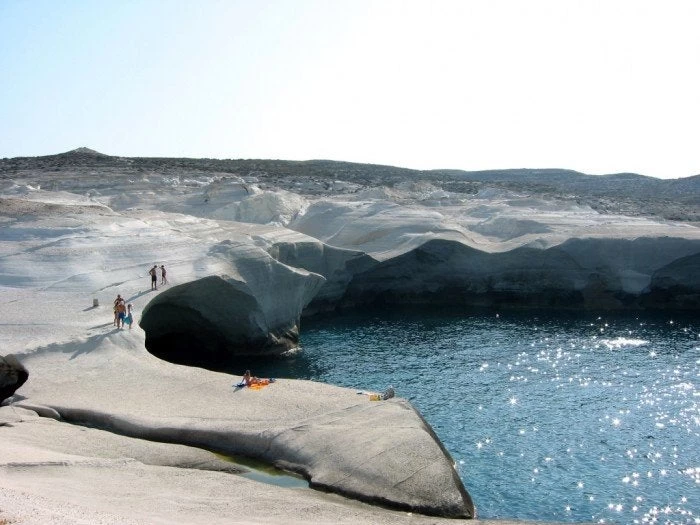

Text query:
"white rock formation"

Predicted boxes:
[[211, 189, 308, 226], [141, 240, 326, 363], [5, 331, 473, 518], [0, 180, 475, 522], [1, 151, 699, 522]]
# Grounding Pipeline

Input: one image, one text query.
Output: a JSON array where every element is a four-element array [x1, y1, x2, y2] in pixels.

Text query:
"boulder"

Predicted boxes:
[[0, 354, 28, 404]]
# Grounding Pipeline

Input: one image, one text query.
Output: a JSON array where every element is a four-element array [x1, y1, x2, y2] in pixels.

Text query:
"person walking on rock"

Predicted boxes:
[[160, 265, 167, 285], [148, 265, 158, 291]]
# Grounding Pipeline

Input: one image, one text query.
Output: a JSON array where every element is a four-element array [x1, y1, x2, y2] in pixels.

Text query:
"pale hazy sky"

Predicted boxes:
[[1, 1, 699, 178]]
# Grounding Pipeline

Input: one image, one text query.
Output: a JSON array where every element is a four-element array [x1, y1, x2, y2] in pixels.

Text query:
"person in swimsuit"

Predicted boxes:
[[125, 304, 134, 330], [148, 265, 158, 290], [160, 265, 167, 285], [113, 294, 123, 326], [242, 370, 270, 387], [116, 300, 127, 329]]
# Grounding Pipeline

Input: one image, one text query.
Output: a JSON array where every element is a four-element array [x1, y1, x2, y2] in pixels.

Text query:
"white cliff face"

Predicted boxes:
[[281, 187, 700, 310]]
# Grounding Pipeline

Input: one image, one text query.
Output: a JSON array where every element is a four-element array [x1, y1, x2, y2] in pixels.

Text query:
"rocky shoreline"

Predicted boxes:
[[1, 278, 478, 522]]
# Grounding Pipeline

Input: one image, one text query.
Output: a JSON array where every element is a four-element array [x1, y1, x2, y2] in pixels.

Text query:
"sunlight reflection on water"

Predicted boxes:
[[244, 309, 699, 524]]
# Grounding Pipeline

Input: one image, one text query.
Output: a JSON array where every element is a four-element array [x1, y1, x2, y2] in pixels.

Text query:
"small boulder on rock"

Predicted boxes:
[[0, 354, 29, 404]]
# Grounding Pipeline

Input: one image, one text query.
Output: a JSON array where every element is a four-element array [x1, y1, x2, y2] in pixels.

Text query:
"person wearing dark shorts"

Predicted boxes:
[[148, 265, 158, 290]]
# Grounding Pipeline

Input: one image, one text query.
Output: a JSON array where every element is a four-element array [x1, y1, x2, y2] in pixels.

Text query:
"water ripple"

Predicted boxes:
[[248, 309, 699, 524]]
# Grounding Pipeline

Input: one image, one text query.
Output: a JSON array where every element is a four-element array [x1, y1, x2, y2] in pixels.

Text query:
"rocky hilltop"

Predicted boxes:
[[3, 148, 699, 221]]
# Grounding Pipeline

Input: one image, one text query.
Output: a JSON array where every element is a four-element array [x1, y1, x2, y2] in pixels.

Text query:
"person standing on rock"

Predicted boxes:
[[113, 294, 123, 326], [160, 265, 167, 285], [115, 299, 127, 329], [124, 304, 134, 330], [148, 265, 158, 290]]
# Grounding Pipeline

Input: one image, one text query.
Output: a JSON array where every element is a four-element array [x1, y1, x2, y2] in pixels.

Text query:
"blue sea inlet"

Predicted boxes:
[[249, 308, 699, 524]]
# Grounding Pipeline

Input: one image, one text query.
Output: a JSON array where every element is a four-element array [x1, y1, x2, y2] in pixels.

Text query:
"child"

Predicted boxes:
[[125, 304, 134, 330]]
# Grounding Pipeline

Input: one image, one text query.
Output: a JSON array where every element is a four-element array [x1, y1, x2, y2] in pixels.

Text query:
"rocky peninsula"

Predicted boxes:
[[1, 148, 698, 523]]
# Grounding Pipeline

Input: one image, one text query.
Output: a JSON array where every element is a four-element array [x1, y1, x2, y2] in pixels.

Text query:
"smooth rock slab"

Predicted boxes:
[[14, 335, 475, 518]]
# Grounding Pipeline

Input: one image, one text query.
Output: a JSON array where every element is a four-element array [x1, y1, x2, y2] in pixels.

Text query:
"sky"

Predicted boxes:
[[1, 0, 699, 179]]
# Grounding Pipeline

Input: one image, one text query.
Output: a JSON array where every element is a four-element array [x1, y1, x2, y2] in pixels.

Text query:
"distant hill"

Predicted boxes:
[[431, 167, 700, 204], [1, 149, 698, 222], [66, 147, 110, 156]]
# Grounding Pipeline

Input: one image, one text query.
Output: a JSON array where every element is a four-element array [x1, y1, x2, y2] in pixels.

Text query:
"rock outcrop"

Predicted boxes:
[[140, 241, 325, 365], [266, 240, 377, 314], [11, 336, 475, 518], [0, 354, 28, 404], [641, 252, 700, 309]]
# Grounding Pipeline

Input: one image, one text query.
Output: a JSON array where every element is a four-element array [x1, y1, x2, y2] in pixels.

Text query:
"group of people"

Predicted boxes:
[[110, 264, 167, 330], [148, 264, 167, 291], [113, 294, 133, 329]]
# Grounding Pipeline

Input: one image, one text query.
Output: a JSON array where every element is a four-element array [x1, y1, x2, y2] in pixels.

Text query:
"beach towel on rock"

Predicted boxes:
[[233, 378, 275, 389]]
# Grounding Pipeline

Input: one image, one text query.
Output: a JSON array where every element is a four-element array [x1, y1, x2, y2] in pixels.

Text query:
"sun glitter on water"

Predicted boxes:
[[268, 309, 700, 524]]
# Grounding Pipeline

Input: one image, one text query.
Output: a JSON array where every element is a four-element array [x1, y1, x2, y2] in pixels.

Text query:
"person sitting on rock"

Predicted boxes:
[[381, 386, 395, 400]]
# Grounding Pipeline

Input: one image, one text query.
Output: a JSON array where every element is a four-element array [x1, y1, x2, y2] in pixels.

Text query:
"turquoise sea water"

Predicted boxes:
[[247, 309, 699, 524]]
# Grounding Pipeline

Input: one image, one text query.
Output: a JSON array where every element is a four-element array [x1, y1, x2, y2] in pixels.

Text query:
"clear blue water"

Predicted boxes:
[[247, 309, 699, 524]]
